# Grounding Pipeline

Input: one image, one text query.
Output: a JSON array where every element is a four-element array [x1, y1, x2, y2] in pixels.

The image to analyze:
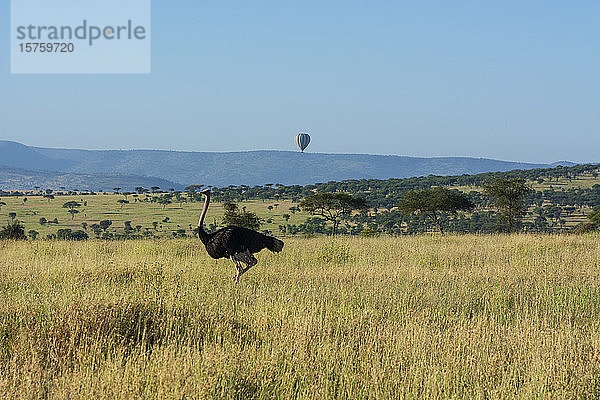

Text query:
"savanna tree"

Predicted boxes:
[[63, 201, 81, 220], [483, 178, 532, 233], [222, 202, 262, 231], [397, 188, 474, 234], [300, 193, 367, 236], [99, 220, 112, 232]]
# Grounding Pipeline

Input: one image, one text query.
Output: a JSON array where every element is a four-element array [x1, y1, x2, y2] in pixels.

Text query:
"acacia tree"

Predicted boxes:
[[397, 188, 474, 234], [222, 202, 262, 231], [62, 201, 81, 220], [184, 185, 205, 202], [99, 220, 112, 232], [299, 193, 367, 236], [158, 197, 172, 209], [483, 178, 531, 233]]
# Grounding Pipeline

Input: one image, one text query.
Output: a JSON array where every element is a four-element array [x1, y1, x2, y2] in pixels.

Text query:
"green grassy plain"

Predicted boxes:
[[1, 235, 600, 398], [0, 194, 307, 238], [1, 179, 598, 239], [3, 170, 600, 237]]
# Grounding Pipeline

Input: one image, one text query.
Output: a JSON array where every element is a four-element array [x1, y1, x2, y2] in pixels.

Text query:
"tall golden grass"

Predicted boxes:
[[1, 234, 600, 399]]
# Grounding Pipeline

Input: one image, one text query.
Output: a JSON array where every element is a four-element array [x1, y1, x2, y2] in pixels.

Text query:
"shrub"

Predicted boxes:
[[589, 206, 600, 225], [572, 222, 597, 234], [0, 220, 26, 240], [56, 229, 89, 241]]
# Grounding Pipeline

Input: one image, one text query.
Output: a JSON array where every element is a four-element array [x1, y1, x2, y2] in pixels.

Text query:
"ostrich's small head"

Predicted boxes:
[[201, 189, 211, 196]]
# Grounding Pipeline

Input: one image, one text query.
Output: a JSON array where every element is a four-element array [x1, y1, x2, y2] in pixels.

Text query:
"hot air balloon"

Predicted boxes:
[[295, 132, 311, 152]]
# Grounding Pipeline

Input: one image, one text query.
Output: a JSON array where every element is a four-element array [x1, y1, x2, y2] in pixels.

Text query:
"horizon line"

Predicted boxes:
[[1, 140, 583, 165]]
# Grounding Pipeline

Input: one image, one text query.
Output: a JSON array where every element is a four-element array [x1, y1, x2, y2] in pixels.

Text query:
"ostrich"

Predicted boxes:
[[197, 189, 284, 283]]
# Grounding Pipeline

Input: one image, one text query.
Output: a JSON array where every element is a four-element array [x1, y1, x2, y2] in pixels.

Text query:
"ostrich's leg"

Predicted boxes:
[[231, 257, 243, 283], [238, 251, 258, 277], [239, 263, 250, 277], [231, 252, 257, 283], [234, 266, 242, 283]]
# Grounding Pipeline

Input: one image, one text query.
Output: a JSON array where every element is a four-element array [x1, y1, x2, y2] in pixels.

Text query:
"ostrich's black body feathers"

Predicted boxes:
[[200, 226, 284, 261]]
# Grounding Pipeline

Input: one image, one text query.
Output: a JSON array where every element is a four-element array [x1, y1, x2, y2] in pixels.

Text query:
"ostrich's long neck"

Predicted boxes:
[[197, 193, 210, 243]]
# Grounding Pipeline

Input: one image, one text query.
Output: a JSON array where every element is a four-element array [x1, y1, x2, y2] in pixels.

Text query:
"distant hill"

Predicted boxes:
[[0, 141, 75, 171], [549, 161, 578, 167], [0, 165, 181, 192], [0, 140, 576, 189]]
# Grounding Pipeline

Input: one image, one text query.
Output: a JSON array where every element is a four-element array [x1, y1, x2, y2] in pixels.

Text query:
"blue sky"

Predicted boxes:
[[1, 1, 599, 163]]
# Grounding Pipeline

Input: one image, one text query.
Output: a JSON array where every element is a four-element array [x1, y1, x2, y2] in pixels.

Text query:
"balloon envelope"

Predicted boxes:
[[295, 133, 311, 152]]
